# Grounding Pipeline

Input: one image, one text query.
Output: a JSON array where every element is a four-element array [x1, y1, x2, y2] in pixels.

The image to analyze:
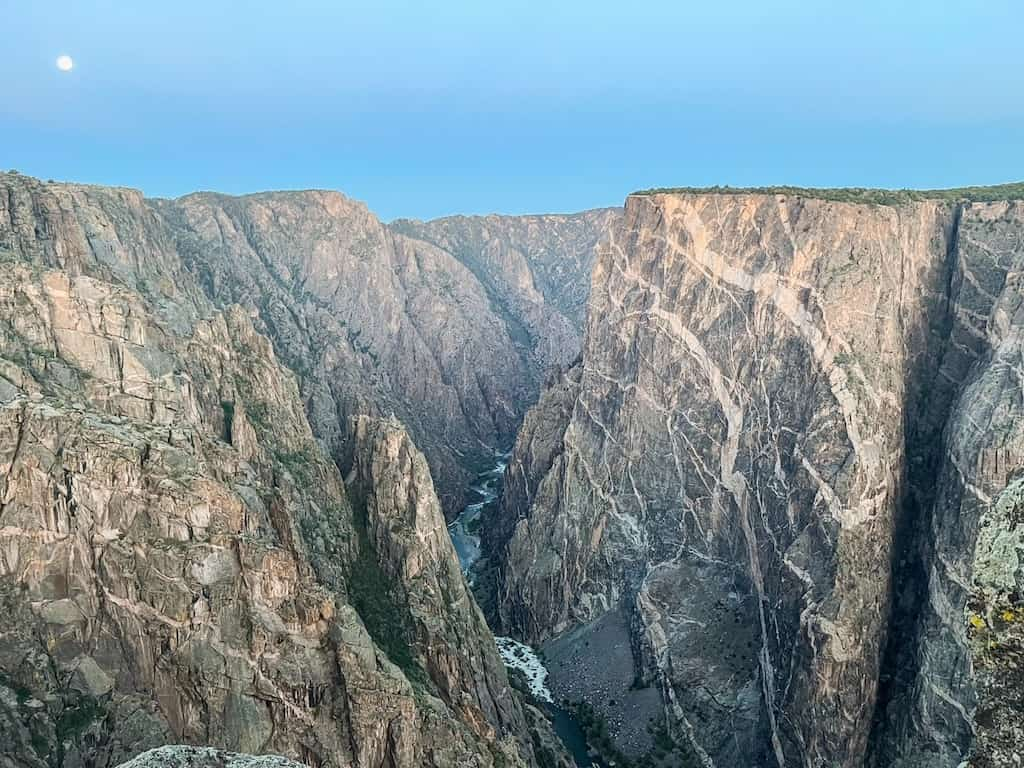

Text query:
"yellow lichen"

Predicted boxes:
[[1001, 610, 1015, 622], [968, 614, 986, 630]]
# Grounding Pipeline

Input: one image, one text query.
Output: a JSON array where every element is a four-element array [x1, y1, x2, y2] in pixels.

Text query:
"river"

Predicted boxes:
[[448, 450, 508, 579], [448, 453, 607, 768]]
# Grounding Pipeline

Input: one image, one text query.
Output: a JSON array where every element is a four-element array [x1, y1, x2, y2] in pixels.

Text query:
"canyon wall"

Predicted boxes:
[[0, 173, 564, 768], [156, 197, 615, 516], [5, 169, 1020, 768], [489, 190, 1024, 767], [393, 210, 619, 372]]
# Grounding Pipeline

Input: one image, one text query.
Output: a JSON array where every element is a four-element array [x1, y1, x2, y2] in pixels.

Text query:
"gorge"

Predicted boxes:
[[1, 172, 1022, 768]]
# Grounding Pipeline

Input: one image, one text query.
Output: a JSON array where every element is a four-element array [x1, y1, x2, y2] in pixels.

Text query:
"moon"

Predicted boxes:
[[56, 55, 74, 72]]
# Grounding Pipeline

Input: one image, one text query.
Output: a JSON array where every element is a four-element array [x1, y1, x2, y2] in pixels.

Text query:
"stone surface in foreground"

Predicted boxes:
[[116, 746, 306, 768]]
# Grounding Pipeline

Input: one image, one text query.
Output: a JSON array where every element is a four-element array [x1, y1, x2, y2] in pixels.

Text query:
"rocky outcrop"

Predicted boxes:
[[345, 414, 531, 748], [343, 413, 574, 767], [114, 746, 306, 768], [10, 166, 1021, 768], [344, 414, 573, 765], [479, 364, 581, 579], [0, 173, 561, 768], [488, 190, 1024, 766]]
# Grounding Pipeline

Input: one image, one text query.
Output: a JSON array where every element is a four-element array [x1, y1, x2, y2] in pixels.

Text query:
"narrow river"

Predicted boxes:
[[448, 450, 508, 579], [448, 453, 607, 768]]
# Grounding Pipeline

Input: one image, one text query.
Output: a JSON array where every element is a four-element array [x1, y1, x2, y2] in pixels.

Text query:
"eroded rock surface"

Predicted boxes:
[[157, 192, 525, 515], [114, 746, 306, 768], [393, 210, 620, 372], [0, 173, 562, 768], [488, 191, 1024, 766], [345, 415, 529, 746], [153, 198, 616, 517], [8, 168, 1022, 768]]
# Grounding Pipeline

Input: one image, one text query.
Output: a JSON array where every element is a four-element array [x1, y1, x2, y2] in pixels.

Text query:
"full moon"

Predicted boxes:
[[56, 55, 73, 72]]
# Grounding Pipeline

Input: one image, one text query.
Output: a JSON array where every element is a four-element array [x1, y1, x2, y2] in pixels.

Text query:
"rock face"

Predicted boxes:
[[0, 173, 563, 768], [488, 190, 1024, 766], [7, 167, 1022, 768], [874, 200, 1024, 768], [344, 415, 528, 746], [154, 198, 616, 517], [115, 746, 306, 768], [392, 210, 620, 372]]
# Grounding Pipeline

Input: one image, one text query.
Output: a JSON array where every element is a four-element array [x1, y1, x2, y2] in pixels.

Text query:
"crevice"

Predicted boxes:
[[869, 202, 968, 762]]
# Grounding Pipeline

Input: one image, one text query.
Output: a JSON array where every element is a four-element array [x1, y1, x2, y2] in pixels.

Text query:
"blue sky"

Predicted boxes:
[[3, 1, 1022, 220]]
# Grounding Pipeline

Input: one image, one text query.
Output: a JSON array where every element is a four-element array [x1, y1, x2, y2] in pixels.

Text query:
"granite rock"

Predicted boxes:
[[489, 192, 1024, 767]]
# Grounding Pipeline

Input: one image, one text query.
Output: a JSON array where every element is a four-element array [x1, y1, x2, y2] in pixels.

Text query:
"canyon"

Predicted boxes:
[[1, 171, 1022, 768], [0, 173, 580, 768]]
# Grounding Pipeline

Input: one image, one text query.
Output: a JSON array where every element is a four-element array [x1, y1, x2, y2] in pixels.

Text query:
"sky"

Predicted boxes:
[[2, 1, 1022, 221]]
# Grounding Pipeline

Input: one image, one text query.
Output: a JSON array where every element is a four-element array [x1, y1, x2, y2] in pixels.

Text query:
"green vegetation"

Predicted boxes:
[[30, 728, 50, 757], [348, 547, 426, 685], [220, 400, 235, 443], [0, 672, 32, 704], [28, 344, 57, 361], [571, 699, 623, 762], [506, 666, 533, 700], [273, 448, 316, 487], [968, 595, 1022, 655], [347, 495, 429, 688], [633, 182, 1024, 206], [529, 735, 566, 768], [246, 400, 270, 431], [56, 696, 104, 738], [346, 328, 379, 364], [570, 700, 701, 768], [230, 372, 275, 436]]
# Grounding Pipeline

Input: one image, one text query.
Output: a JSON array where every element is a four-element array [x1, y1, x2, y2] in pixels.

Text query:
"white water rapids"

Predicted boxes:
[[447, 451, 554, 703]]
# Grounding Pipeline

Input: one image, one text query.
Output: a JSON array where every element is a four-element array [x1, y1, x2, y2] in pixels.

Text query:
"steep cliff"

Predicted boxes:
[[149, 198, 615, 518], [8, 167, 1021, 768], [488, 189, 1024, 766], [392, 210, 619, 372], [0, 173, 562, 768], [155, 193, 524, 515], [873, 199, 1024, 768], [345, 415, 528, 745]]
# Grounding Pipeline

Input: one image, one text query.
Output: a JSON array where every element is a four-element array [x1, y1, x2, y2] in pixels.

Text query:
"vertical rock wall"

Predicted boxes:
[[490, 192, 1024, 766]]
